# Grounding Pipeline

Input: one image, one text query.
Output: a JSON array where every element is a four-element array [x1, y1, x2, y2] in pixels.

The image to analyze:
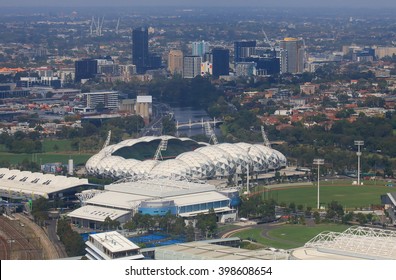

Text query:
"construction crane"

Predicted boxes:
[[261, 126, 271, 148], [90, 16, 104, 36], [99, 16, 104, 36], [261, 28, 275, 50], [154, 138, 168, 160], [205, 121, 219, 145], [116, 18, 120, 34]]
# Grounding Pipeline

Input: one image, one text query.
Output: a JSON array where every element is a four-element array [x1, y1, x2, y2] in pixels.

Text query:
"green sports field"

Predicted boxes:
[[0, 152, 93, 166], [0, 139, 94, 166], [257, 180, 391, 210], [230, 224, 351, 250]]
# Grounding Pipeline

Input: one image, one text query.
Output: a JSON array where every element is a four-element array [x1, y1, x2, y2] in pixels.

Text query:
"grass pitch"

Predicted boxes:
[[256, 180, 390, 210], [230, 224, 350, 250]]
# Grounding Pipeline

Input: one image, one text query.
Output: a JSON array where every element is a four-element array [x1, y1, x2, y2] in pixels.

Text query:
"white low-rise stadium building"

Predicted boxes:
[[0, 168, 93, 201], [68, 178, 240, 230]]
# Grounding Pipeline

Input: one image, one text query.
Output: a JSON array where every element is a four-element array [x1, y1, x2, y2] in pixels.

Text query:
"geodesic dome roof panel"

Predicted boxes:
[[235, 142, 269, 172], [95, 156, 126, 178], [195, 146, 236, 177], [149, 159, 192, 180], [132, 160, 159, 176], [216, 143, 253, 174], [253, 145, 280, 170], [85, 153, 105, 174], [176, 151, 216, 179], [115, 159, 141, 178], [272, 149, 287, 167]]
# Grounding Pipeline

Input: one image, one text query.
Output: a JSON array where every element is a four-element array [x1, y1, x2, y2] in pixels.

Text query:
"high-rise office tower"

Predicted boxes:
[[132, 27, 149, 74], [183, 56, 202, 78], [191, 41, 210, 58], [168, 50, 184, 75], [279, 38, 305, 74], [234, 41, 256, 63], [212, 48, 229, 78], [84, 91, 119, 110], [75, 59, 98, 82], [235, 62, 256, 77], [245, 56, 280, 76]]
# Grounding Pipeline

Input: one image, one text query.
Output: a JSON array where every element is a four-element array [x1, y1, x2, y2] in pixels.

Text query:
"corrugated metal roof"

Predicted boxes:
[[67, 205, 129, 222]]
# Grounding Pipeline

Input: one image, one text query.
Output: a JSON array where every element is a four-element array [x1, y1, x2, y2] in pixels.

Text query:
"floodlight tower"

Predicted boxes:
[[354, 140, 364, 186], [313, 158, 324, 209]]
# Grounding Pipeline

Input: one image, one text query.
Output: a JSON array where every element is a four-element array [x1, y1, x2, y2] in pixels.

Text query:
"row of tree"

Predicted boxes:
[[122, 211, 217, 241], [239, 194, 384, 227], [57, 218, 86, 257]]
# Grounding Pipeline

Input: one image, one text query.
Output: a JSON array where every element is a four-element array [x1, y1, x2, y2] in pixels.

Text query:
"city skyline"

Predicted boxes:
[[1, 0, 396, 8]]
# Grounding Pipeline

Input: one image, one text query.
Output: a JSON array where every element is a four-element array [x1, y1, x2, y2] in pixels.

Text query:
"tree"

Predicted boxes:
[[123, 220, 137, 231], [196, 208, 217, 239], [185, 221, 195, 242], [356, 213, 368, 225], [31, 197, 49, 226], [342, 211, 354, 224], [103, 216, 120, 230], [313, 211, 321, 224], [162, 116, 176, 136], [325, 201, 344, 223], [57, 218, 85, 256]]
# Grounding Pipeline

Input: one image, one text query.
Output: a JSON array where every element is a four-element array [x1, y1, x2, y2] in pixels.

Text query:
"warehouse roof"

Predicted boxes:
[[0, 168, 89, 199], [67, 205, 130, 222], [105, 178, 216, 198]]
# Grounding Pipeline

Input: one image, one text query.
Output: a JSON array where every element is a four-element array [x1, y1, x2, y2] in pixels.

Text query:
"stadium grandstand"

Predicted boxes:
[[85, 135, 287, 181]]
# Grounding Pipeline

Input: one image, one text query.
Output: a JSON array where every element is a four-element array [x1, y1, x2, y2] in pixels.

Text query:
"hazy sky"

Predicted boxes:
[[1, 0, 396, 8]]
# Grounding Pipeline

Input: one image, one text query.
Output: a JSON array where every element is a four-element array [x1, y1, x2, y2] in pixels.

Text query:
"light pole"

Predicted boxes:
[[354, 140, 364, 186], [313, 159, 324, 210]]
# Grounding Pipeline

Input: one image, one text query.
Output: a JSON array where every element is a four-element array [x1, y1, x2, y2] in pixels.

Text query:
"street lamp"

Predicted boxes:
[[354, 140, 364, 186], [313, 159, 324, 210]]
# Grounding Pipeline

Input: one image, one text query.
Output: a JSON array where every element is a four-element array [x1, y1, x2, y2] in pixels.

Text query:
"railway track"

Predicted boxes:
[[0, 216, 42, 259], [0, 236, 9, 260], [14, 213, 67, 259]]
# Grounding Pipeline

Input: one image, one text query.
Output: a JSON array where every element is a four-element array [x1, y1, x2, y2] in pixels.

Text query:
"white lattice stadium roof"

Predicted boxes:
[[300, 226, 396, 260], [85, 136, 287, 180]]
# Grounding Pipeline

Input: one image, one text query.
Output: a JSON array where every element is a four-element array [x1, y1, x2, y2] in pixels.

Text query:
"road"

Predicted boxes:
[[46, 219, 68, 258], [139, 102, 172, 137]]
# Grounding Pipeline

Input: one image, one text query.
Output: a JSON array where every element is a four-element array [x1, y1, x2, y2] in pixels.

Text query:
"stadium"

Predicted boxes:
[[85, 135, 287, 180], [67, 178, 240, 229]]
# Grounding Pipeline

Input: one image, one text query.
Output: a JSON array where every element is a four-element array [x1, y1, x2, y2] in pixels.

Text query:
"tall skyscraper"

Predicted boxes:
[[75, 59, 98, 82], [245, 56, 280, 76], [212, 48, 229, 78], [234, 41, 256, 63], [132, 27, 149, 74], [183, 56, 202, 79], [191, 41, 210, 58], [279, 38, 305, 74], [168, 50, 184, 75]]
